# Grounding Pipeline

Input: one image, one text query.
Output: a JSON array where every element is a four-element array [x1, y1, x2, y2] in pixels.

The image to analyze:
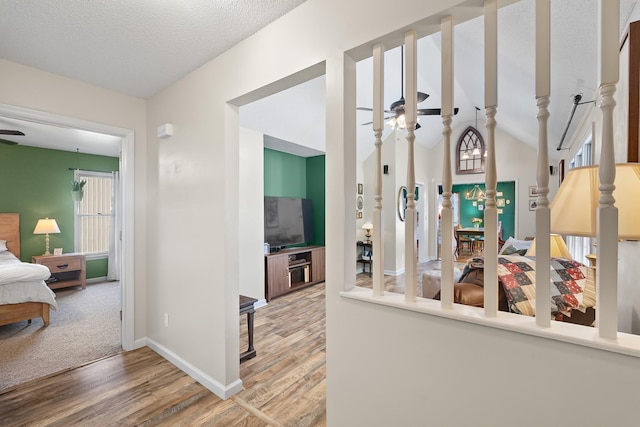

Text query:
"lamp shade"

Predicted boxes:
[[526, 234, 572, 259], [33, 218, 61, 235], [550, 164, 640, 240], [362, 222, 373, 231]]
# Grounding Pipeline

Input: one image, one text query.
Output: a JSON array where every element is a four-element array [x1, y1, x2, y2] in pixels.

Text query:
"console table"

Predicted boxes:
[[240, 295, 257, 362], [356, 241, 372, 275]]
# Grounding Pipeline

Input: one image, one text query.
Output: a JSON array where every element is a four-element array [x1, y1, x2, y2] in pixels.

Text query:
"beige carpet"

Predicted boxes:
[[0, 281, 121, 391]]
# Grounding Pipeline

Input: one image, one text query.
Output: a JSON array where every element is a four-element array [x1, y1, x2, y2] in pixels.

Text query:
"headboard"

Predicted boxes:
[[0, 213, 20, 258]]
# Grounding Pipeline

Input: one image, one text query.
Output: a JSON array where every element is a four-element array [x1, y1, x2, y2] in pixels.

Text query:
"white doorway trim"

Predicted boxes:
[[0, 103, 135, 351]]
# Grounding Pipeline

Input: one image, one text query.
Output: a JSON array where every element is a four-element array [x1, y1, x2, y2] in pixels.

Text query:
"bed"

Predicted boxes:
[[0, 213, 57, 327]]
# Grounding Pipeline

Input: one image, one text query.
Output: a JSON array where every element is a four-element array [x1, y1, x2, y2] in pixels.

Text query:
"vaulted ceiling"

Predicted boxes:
[[1, 0, 638, 161]]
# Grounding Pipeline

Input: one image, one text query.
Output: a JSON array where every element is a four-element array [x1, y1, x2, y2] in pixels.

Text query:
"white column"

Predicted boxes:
[[404, 30, 418, 303], [596, 0, 620, 340], [535, 0, 551, 327], [483, 0, 499, 317], [440, 15, 455, 308], [372, 43, 386, 297]]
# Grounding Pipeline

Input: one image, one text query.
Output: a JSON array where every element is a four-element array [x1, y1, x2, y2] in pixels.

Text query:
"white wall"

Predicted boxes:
[[239, 127, 265, 301]]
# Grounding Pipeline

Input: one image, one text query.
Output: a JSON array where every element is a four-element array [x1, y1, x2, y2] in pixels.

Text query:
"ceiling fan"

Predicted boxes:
[[357, 46, 459, 129], [0, 129, 25, 145]]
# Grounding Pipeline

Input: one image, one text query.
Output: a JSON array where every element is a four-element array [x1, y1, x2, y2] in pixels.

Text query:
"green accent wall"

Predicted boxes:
[[264, 149, 307, 198], [306, 155, 325, 246], [264, 148, 325, 246], [0, 144, 119, 278], [452, 181, 516, 240]]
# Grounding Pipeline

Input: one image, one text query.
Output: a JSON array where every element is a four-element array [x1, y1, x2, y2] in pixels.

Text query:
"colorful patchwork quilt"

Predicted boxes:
[[497, 255, 588, 317]]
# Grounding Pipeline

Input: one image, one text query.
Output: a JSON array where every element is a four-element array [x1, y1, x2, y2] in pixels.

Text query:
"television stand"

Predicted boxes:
[[264, 246, 325, 301]]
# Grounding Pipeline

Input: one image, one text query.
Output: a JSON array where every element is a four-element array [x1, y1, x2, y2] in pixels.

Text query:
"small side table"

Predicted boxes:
[[240, 295, 257, 362]]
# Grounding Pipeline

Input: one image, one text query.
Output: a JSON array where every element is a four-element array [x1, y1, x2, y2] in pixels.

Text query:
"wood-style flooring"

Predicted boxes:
[[0, 259, 461, 425], [0, 283, 326, 426]]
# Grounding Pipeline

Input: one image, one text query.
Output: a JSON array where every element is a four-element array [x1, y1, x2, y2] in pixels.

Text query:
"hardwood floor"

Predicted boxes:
[[0, 259, 463, 425], [0, 283, 326, 426]]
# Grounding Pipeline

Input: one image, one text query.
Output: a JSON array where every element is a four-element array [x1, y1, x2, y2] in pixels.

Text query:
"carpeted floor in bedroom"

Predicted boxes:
[[0, 281, 121, 391]]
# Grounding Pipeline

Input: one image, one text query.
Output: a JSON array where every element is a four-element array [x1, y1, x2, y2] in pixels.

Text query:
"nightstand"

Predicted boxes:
[[33, 253, 86, 290]]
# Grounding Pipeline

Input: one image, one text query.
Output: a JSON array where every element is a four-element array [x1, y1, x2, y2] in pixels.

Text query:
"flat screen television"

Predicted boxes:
[[264, 196, 314, 248]]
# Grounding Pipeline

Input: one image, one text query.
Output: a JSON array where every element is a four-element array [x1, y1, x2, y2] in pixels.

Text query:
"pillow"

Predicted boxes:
[[498, 237, 532, 255], [500, 245, 528, 256], [0, 240, 7, 252]]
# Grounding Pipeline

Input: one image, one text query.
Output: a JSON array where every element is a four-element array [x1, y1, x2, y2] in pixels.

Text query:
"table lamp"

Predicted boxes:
[[33, 217, 61, 256], [548, 163, 640, 266], [525, 234, 572, 259], [362, 222, 373, 243]]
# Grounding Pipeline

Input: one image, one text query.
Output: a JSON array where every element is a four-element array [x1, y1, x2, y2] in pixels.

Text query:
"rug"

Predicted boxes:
[[0, 281, 121, 391]]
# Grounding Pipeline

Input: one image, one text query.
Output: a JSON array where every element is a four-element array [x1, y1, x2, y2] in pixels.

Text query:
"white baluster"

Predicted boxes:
[[440, 15, 454, 308], [596, 0, 620, 340], [483, 0, 499, 317], [405, 30, 418, 303], [535, 0, 551, 328], [372, 43, 385, 297]]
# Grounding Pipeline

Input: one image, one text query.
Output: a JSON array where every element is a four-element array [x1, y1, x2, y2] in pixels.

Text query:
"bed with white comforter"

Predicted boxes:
[[0, 250, 57, 311]]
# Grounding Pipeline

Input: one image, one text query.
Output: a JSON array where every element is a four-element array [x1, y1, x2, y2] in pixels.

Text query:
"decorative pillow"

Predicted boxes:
[[498, 237, 533, 255], [0, 240, 7, 252], [500, 245, 528, 256]]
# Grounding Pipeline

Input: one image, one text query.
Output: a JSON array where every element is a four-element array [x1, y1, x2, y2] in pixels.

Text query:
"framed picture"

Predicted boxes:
[[559, 159, 565, 184], [497, 198, 505, 207], [53, 248, 63, 255], [497, 208, 504, 214], [478, 204, 484, 211], [529, 199, 538, 211], [528, 186, 538, 197], [357, 183, 363, 194], [356, 195, 364, 210], [357, 210, 363, 219]]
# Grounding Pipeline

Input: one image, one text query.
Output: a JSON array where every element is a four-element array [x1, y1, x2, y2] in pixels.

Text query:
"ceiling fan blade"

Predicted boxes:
[[416, 107, 460, 116], [0, 130, 25, 136], [356, 107, 373, 111], [360, 121, 373, 126], [417, 92, 429, 104], [417, 108, 441, 115], [0, 138, 18, 146]]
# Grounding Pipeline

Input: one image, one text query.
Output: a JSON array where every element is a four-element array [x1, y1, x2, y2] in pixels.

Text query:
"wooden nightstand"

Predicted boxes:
[[32, 253, 86, 290]]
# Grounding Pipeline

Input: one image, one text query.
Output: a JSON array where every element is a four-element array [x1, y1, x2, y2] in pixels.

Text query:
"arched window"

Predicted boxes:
[[456, 126, 485, 174]]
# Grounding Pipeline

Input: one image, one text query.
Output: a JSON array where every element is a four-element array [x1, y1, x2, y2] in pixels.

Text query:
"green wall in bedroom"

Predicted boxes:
[[452, 181, 516, 241], [0, 144, 119, 279], [264, 148, 325, 246]]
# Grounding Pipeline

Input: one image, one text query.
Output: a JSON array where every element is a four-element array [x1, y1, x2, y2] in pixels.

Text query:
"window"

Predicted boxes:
[[456, 126, 485, 174], [566, 134, 594, 263], [74, 171, 113, 257]]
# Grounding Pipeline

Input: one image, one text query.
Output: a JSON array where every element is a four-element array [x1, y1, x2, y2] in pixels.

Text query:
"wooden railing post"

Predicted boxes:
[[535, 0, 551, 327], [440, 15, 455, 308], [404, 30, 418, 303], [483, 0, 499, 317], [596, 0, 620, 339], [372, 43, 385, 297]]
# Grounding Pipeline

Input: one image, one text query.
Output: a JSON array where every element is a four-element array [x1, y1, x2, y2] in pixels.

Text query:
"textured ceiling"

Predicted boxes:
[[0, 0, 309, 98]]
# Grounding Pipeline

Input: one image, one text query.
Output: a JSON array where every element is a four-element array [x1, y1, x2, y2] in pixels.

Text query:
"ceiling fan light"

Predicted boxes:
[[386, 118, 397, 129], [396, 114, 407, 130], [484, 149, 487, 157], [462, 151, 470, 160], [472, 146, 480, 156]]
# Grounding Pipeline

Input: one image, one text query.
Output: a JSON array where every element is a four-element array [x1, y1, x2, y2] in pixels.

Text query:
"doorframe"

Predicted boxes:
[[0, 103, 135, 351]]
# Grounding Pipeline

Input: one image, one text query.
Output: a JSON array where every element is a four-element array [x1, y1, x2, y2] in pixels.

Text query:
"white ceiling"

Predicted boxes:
[[1, 0, 638, 161]]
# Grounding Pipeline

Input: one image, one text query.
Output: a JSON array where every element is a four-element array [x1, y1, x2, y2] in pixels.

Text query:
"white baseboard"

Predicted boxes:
[[146, 338, 243, 400], [87, 276, 108, 284], [254, 298, 268, 309], [384, 268, 405, 276]]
